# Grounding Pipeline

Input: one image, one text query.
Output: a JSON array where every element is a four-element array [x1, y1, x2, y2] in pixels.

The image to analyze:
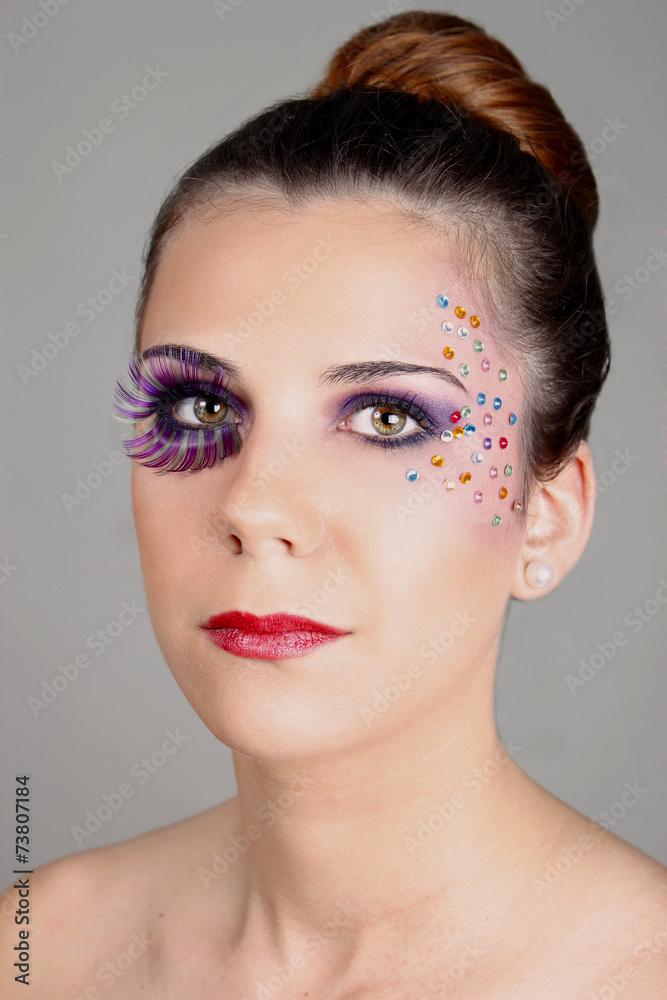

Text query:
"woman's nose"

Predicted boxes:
[[211, 428, 322, 559]]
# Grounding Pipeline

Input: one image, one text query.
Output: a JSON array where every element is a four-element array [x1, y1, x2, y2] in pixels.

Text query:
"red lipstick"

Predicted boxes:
[[201, 610, 349, 660]]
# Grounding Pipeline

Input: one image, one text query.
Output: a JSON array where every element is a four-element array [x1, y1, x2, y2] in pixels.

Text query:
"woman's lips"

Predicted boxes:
[[201, 610, 349, 660]]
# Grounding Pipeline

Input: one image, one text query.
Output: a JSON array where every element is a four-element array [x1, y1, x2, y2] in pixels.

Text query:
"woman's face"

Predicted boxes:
[[132, 197, 526, 761]]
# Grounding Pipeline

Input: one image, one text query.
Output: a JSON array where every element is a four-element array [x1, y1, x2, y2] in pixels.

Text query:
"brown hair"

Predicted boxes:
[[133, 10, 610, 492]]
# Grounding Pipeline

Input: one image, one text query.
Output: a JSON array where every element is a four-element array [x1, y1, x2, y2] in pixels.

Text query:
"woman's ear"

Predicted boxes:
[[511, 440, 596, 601]]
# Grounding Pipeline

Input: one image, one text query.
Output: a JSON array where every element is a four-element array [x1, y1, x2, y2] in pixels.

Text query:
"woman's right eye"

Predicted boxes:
[[171, 394, 241, 427]]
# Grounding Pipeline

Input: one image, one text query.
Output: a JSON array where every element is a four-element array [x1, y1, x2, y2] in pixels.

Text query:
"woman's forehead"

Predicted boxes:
[[141, 198, 500, 353]]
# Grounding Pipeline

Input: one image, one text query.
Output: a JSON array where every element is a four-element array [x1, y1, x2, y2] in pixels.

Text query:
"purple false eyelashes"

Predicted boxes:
[[112, 345, 241, 474]]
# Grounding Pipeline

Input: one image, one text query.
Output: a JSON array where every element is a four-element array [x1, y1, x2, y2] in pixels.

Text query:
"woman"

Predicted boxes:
[[4, 10, 666, 998]]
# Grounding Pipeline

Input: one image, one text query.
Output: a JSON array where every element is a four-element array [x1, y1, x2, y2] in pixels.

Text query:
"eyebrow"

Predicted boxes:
[[319, 360, 468, 394], [141, 346, 468, 396]]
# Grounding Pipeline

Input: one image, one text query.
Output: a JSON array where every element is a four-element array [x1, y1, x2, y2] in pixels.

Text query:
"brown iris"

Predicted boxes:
[[192, 396, 228, 424], [371, 406, 407, 436]]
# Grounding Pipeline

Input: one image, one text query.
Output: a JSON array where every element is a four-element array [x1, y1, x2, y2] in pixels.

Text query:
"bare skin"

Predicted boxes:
[[4, 198, 666, 998]]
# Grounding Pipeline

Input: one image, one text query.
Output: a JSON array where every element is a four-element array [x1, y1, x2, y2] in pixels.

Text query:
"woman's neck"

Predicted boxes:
[[220, 667, 557, 976]]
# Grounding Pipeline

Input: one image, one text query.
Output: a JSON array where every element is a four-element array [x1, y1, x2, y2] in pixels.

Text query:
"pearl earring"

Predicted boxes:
[[525, 560, 554, 589]]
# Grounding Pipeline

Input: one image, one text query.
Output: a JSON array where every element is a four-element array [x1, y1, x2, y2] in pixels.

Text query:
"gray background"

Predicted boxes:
[[1, 0, 665, 875]]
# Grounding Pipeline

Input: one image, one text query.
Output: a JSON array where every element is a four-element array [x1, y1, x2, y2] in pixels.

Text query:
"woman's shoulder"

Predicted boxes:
[[525, 800, 667, 994], [0, 797, 238, 997]]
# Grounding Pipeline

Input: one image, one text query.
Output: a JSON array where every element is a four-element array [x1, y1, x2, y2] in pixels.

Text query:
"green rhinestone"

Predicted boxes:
[[504, 464, 513, 477], [473, 340, 484, 352], [461, 406, 472, 419], [498, 369, 508, 381], [459, 364, 470, 377], [492, 514, 502, 527]]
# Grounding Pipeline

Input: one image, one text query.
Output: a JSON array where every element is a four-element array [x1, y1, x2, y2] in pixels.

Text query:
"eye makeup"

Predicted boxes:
[[113, 345, 241, 474], [337, 389, 458, 451], [114, 345, 461, 474]]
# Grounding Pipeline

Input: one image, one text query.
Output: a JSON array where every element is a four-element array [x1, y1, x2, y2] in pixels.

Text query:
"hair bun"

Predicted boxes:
[[310, 10, 598, 226]]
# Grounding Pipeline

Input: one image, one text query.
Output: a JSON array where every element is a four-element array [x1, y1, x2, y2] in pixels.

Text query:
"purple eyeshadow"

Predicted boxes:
[[112, 345, 241, 474]]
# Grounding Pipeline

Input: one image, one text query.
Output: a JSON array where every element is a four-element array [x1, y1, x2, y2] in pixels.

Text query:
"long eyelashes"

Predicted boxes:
[[113, 347, 444, 474], [112, 345, 241, 474]]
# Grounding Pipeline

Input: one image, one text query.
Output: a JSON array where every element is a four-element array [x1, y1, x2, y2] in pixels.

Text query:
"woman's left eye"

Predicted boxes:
[[339, 395, 435, 445], [171, 394, 240, 427]]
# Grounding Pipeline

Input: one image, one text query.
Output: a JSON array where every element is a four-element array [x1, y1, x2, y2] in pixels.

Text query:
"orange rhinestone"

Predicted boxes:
[[455, 306, 466, 318], [452, 426, 464, 438], [432, 455, 444, 467], [470, 315, 480, 328], [499, 487, 508, 499], [443, 347, 455, 359], [460, 472, 472, 484]]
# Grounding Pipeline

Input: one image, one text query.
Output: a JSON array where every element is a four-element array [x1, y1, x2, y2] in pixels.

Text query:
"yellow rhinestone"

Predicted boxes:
[[460, 472, 471, 484], [452, 426, 464, 438], [432, 455, 444, 467], [443, 346, 455, 359], [455, 306, 466, 318], [470, 315, 480, 328]]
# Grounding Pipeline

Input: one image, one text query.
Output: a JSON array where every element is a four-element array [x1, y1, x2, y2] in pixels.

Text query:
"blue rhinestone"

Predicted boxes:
[[406, 469, 419, 482], [477, 393, 486, 405], [509, 412, 517, 425], [437, 295, 449, 308], [464, 423, 476, 435], [493, 397, 502, 410], [483, 437, 492, 449]]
